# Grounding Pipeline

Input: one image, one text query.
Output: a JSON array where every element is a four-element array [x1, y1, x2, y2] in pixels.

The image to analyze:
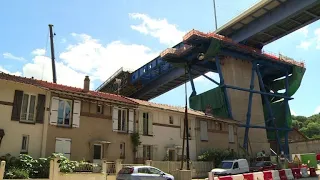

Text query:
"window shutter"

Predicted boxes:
[[228, 125, 235, 143], [139, 112, 143, 135], [128, 109, 134, 133], [112, 106, 119, 131], [63, 139, 72, 159], [200, 121, 208, 141], [35, 94, 46, 123], [50, 97, 59, 125], [72, 100, 81, 128], [148, 113, 153, 135], [11, 90, 23, 121]]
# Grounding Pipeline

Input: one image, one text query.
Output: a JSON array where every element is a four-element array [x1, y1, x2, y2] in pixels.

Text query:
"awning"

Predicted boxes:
[[0, 129, 4, 137], [90, 140, 111, 144]]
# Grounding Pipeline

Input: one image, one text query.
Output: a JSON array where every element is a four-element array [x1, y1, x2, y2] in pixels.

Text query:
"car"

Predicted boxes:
[[116, 165, 175, 180], [211, 159, 249, 176], [249, 161, 277, 172]]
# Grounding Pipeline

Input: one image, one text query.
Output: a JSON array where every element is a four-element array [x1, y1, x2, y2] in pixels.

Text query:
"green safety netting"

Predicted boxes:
[[189, 87, 229, 118]]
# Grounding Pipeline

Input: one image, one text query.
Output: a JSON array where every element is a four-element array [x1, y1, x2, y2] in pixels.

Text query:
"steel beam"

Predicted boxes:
[[130, 67, 185, 99], [187, 66, 197, 97], [284, 70, 290, 158], [230, 0, 320, 44], [256, 64, 283, 153], [243, 62, 256, 151], [238, 124, 292, 131], [222, 85, 293, 100]]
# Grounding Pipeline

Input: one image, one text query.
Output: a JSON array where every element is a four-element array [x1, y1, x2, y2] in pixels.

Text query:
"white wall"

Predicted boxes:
[[137, 107, 197, 161]]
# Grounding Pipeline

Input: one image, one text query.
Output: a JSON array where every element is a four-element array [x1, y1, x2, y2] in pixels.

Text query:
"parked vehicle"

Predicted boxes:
[[116, 166, 174, 180], [249, 161, 277, 172], [211, 159, 249, 176]]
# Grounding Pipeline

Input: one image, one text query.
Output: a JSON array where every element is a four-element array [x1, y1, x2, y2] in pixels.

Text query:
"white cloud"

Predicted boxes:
[[61, 38, 67, 43], [59, 33, 159, 81], [2, 13, 186, 90], [0, 66, 22, 76], [129, 13, 185, 46], [296, 41, 312, 50], [3, 52, 25, 61], [291, 110, 297, 116], [314, 106, 320, 114], [31, 48, 46, 56], [315, 28, 320, 49], [194, 72, 220, 83]]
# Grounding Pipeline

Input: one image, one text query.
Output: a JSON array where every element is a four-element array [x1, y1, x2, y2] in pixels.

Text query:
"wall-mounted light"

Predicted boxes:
[[197, 53, 205, 61]]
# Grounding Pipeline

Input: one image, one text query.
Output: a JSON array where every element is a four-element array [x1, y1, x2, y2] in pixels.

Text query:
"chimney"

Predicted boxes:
[[84, 76, 90, 92]]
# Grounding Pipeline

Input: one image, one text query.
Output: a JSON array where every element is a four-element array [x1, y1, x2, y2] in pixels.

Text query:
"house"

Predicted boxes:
[[0, 73, 138, 163], [129, 98, 238, 163], [0, 73, 50, 158]]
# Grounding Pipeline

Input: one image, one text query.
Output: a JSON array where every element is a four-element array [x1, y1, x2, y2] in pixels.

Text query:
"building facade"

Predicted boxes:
[[0, 75, 50, 158]]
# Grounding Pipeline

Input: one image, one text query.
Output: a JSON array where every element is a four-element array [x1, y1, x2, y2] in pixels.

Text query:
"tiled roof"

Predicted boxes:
[[128, 98, 233, 122], [0, 72, 136, 105]]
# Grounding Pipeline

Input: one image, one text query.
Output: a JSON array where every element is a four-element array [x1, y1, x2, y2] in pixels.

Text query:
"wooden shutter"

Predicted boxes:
[[35, 94, 46, 123], [128, 109, 134, 133], [148, 113, 153, 135], [72, 100, 81, 128], [228, 125, 235, 143], [200, 121, 208, 141], [112, 106, 119, 131], [55, 138, 71, 159], [50, 97, 59, 125], [11, 90, 23, 121]]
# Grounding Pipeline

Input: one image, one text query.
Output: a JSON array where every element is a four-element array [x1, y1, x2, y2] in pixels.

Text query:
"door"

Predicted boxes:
[[55, 138, 71, 159], [93, 144, 103, 164]]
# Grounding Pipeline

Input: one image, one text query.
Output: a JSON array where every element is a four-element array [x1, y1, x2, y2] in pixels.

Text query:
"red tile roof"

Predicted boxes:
[[0, 72, 137, 105]]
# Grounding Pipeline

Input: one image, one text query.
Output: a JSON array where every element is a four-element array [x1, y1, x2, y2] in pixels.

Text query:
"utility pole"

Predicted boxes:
[[49, 24, 57, 83], [213, 0, 218, 30]]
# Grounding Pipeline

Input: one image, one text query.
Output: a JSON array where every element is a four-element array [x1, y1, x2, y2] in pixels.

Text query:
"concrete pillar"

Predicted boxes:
[[220, 57, 270, 154], [145, 160, 152, 166], [49, 159, 54, 180], [0, 161, 5, 180], [176, 170, 192, 180], [102, 160, 107, 179], [115, 159, 123, 174]]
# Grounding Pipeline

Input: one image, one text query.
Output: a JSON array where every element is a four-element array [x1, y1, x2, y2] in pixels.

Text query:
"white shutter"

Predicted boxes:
[[112, 106, 119, 131], [139, 112, 143, 135], [200, 121, 208, 141], [228, 125, 235, 143], [72, 100, 81, 128], [55, 138, 71, 159], [63, 139, 71, 159], [50, 97, 59, 125], [128, 109, 134, 133], [148, 113, 153, 135]]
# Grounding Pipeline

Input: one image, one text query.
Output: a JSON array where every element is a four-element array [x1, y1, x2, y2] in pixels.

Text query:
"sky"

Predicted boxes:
[[0, 0, 319, 117]]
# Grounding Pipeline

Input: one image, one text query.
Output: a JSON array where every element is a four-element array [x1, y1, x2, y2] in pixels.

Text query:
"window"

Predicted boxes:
[[57, 99, 72, 126], [97, 104, 103, 114], [200, 121, 208, 141], [169, 116, 173, 124], [233, 162, 239, 169], [149, 168, 162, 175], [143, 113, 149, 135], [20, 93, 36, 122], [228, 125, 235, 143], [143, 145, 152, 160], [118, 109, 127, 131], [168, 149, 175, 161], [93, 144, 103, 159], [120, 142, 125, 158], [218, 123, 222, 131], [21, 135, 29, 153]]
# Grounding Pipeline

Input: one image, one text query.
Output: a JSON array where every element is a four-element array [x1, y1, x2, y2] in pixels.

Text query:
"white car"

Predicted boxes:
[[116, 165, 175, 180], [211, 159, 249, 176]]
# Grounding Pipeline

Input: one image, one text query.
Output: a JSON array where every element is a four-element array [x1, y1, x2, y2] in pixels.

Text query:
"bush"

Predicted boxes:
[[4, 168, 29, 179], [197, 149, 239, 167]]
